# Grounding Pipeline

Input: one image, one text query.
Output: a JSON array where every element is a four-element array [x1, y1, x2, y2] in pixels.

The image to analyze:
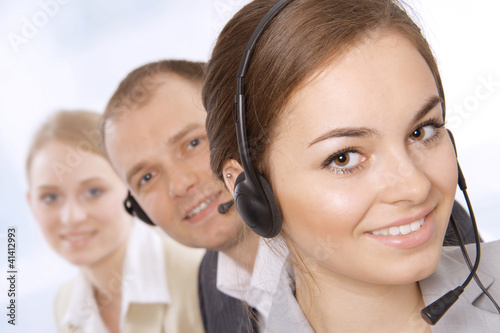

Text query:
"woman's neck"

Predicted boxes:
[[295, 269, 431, 333], [222, 229, 260, 273], [81, 230, 130, 333]]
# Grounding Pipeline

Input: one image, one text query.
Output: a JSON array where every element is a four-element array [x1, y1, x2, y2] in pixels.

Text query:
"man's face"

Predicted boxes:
[[105, 74, 243, 250]]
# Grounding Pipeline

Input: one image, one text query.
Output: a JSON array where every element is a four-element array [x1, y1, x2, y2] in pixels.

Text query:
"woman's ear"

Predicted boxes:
[[222, 159, 244, 196], [26, 191, 33, 210], [26, 191, 38, 220]]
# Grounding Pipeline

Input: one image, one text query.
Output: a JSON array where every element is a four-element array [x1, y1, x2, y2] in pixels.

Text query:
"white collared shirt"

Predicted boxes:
[[216, 236, 287, 328], [61, 220, 170, 333]]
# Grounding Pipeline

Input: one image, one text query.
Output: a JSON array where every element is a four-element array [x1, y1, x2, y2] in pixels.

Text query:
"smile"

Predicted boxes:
[[60, 230, 97, 248], [370, 217, 424, 236], [186, 194, 218, 219], [63, 232, 92, 242]]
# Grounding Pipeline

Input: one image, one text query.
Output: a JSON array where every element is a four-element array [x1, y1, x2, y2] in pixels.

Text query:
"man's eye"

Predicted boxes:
[[187, 138, 201, 150], [139, 172, 155, 186]]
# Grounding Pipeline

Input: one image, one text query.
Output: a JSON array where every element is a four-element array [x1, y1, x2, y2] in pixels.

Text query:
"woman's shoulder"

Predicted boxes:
[[441, 239, 500, 266], [54, 278, 75, 319], [53, 274, 86, 332], [145, 228, 205, 333], [478, 239, 500, 256]]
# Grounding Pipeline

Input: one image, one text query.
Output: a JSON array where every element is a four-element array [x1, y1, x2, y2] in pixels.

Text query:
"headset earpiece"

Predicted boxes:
[[232, 0, 293, 238], [234, 172, 282, 237], [123, 191, 155, 225]]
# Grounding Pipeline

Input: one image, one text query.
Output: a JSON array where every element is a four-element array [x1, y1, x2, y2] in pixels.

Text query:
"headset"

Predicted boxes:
[[231, 0, 292, 238], [123, 191, 155, 225], [231, 0, 499, 325]]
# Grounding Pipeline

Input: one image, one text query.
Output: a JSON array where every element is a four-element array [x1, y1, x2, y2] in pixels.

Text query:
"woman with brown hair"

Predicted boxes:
[[26, 110, 204, 333], [203, 0, 500, 331]]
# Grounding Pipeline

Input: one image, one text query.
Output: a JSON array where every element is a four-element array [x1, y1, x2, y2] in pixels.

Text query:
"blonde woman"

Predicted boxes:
[[26, 110, 204, 333]]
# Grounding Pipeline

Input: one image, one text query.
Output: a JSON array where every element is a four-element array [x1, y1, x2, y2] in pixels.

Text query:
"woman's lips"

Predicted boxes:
[[365, 209, 435, 250], [370, 217, 424, 236], [60, 230, 97, 247]]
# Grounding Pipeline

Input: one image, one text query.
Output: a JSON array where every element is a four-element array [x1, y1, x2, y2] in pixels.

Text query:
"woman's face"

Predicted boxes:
[[267, 31, 458, 286], [27, 141, 133, 267]]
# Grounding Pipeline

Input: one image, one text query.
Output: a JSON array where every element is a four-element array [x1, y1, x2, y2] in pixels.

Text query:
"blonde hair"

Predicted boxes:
[[26, 110, 103, 180]]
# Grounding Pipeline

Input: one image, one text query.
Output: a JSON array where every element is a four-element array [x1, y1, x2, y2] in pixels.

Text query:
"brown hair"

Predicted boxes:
[[203, 0, 445, 183], [26, 110, 103, 180], [101, 60, 205, 150]]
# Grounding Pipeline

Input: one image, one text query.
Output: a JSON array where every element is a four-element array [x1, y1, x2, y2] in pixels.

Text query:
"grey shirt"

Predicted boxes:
[[265, 240, 500, 332]]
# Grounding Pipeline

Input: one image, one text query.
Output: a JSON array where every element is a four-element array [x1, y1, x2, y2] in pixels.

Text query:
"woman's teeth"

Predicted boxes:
[[187, 196, 216, 218], [371, 217, 424, 236]]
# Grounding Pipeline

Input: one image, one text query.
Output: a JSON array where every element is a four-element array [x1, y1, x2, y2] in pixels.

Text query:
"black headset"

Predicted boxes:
[[123, 191, 155, 225], [232, 0, 292, 238], [232, 0, 499, 325]]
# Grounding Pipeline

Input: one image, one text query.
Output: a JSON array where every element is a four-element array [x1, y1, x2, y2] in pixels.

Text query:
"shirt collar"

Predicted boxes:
[[265, 259, 314, 332], [419, 241, 499, 332], [61, 220, 170, 332], [216, 236, 287, 325], [121, 221, 170, 320], [62, 273, 109, 333], [420, 242, 495, 306]]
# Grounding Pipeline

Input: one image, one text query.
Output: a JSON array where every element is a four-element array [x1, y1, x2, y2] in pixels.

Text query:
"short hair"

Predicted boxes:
[[100, 60, 205, 151]]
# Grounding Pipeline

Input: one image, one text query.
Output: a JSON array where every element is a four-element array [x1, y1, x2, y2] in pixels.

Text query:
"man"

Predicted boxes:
[[101, 60, 266, 332]]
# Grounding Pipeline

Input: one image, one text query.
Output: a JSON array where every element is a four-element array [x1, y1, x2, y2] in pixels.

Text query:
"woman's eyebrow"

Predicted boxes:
[[308, 95, 443, 148], [308, 127, 379, 147], [412, 95, 443, 124]]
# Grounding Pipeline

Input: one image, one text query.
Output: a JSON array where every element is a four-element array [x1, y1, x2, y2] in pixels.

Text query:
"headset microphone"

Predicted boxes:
[[218, 200, 234, 214], [420, 130, 500, 324]]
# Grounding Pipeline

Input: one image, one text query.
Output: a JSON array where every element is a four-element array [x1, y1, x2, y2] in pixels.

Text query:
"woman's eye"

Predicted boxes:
[[187, 138, 201, 150], [41, 193, 58, 204], [323, 150, 365, 175], [330, 151, 363, 169], [85, 187, 103, 198], [409, 125, 436, 142], [139, 172, 155, 186]]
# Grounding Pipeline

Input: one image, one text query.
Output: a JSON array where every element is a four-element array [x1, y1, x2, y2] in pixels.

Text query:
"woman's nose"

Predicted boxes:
[[60, 199, 87, 225], [377, 150, 432, 206]]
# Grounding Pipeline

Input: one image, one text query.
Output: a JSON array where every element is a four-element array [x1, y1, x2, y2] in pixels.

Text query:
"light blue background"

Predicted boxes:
[[0, 0, 499, 331]]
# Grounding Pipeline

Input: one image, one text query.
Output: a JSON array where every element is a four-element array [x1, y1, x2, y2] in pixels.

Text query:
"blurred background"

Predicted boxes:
[[0, 0, 499, 331]]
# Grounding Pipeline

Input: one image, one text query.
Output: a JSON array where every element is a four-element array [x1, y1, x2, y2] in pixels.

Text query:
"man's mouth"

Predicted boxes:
[[185, 193, 219, 219]]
